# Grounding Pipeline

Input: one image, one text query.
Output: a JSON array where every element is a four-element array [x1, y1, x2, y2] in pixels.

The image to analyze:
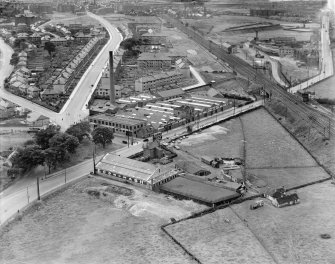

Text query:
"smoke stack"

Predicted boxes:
[[109, 51, 115, 104]]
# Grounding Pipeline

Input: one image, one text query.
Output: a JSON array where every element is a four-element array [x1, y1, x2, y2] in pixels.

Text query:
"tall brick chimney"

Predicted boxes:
[[109, 51, 115, 104]]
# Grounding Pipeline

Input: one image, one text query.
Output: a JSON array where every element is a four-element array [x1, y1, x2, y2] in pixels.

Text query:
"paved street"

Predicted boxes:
[[0, 13, 123, 131]]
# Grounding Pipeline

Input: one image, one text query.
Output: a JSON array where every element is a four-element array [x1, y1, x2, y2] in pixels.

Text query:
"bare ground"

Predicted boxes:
[[0, 177, 206, 264]]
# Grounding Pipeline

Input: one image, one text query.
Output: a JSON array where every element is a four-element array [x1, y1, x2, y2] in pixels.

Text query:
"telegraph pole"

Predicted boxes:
[[64, 168, 67, 184], [37, 176, 40, 200]]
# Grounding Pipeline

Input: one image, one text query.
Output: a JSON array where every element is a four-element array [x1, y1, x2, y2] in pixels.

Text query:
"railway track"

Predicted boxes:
[[163, 15, 335, 136]]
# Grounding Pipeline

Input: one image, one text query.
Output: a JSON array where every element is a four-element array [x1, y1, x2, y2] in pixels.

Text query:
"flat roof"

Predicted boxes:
[[160, 177, 240, 204], [90, 113, 147, 126], [96, 154, 157, 182]]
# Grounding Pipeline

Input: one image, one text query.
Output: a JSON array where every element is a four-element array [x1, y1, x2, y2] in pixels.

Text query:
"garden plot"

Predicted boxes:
[[0, 177, 205, 264]]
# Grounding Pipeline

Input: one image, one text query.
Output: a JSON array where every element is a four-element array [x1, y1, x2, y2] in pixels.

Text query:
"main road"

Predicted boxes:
[[0, 12, 123, 130]]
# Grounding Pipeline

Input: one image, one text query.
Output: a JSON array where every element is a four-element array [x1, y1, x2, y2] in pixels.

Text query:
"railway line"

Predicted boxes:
[[163, 15, 334, 136]]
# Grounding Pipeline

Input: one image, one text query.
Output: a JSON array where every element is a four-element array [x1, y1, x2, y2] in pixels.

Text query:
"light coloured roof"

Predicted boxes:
[[96, 154, 158, 182]]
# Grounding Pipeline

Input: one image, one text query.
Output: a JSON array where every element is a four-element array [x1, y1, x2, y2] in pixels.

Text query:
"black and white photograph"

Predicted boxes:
[[0, 0, 334, 263]]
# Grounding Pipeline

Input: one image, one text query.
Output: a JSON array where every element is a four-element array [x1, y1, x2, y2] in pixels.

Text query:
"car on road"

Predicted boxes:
[[174, 145, 180, 150]]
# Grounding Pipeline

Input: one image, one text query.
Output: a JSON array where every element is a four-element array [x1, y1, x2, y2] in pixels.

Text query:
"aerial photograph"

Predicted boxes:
[[0, 0, 334, 263]]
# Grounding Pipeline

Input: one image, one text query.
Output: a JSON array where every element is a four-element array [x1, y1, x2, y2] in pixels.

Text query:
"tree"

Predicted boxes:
[[65, 121, 91, 143], [49, 133, 79, 154], [44, 41, 56, 56], [34, 125, 60, 149], [120, 37, 140, 51], [92, 126, 114, 148], [12, 145, 45, 171]]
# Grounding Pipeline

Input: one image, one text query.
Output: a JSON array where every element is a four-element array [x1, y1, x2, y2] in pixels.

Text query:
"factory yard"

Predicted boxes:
[[0, 177, 206, 264]]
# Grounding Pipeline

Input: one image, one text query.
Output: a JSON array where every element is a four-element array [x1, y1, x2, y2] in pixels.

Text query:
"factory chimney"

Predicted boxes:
[[109, 51, 115, 104]]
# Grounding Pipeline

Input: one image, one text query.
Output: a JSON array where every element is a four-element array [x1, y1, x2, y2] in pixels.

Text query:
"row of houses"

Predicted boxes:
[[42, 37, 103, 98]]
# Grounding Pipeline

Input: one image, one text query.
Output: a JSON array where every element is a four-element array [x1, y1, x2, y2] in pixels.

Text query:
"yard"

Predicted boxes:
[[0, 177, 206, 264], [231, 181, 335, 264]]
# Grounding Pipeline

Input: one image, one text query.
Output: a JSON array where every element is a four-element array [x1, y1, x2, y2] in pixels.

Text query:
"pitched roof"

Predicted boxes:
[[175, 161, 210, 175]]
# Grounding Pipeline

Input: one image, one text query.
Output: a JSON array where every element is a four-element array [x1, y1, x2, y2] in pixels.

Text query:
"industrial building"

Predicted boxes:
[[89, 113, 147, 137], [137, 52, 172, 70], [135, 70, 185, 92], [95, 153, 179, 189]]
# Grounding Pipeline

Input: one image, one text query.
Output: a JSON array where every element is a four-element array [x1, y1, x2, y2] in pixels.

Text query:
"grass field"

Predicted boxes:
[[241, 108, 317, 168], [231, 181, 335, 264], [0, 177, 206, 264], [44, 12, 101, 27], [165, 207, 276, 264], [0, 133, 33, 152], [179, 120, 243, 159]]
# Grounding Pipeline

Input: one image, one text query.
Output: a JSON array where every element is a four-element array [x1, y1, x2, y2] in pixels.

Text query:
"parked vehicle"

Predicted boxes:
[[250, 200, 264, 210]]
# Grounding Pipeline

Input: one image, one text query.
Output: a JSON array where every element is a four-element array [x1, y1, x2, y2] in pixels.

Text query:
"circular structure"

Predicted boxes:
[[320, 234, 331, 239]]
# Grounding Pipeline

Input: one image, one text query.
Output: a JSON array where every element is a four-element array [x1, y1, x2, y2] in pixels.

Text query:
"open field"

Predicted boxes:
[[165, 207, 276, 264], [44, 12, 101, 27], [241, 108, 317, 168], [0, 177, 206, 264], [179, 120, 243, 159], [232, 181, 335, 264], [0, 132, 33, 152]]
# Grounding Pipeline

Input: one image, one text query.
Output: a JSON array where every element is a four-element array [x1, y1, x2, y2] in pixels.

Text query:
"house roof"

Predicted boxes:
[[277, 193, 299, 205]]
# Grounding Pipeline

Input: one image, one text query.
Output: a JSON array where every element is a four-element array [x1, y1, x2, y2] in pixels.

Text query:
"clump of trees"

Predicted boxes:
[[11, 122, 115, 175]]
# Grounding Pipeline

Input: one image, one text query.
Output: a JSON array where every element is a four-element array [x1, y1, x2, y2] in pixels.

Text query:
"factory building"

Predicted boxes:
[[137, 52, 172, 70], [95, 153, 179, 189]]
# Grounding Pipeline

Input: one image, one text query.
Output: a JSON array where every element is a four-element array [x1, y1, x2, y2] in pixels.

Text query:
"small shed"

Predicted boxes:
[[175, 161, 211, 176]]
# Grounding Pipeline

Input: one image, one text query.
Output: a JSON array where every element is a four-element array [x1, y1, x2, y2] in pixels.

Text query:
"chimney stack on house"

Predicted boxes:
[[109, 51, 115, 104]]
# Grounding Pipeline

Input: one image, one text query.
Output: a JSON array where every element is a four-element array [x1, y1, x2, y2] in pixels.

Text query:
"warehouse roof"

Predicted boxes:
[[96, 154, 158, 182]]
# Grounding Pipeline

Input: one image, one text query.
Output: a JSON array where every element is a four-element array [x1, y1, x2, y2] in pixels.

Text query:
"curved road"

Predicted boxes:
[[0, 13, 123, 130]]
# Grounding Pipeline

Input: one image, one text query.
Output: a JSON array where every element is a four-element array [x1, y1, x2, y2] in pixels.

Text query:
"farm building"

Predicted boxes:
[[175, 161, 211, 176], [159, 177, 240, 207], [95, 153, 179, 189], [266, 188, 300, 208]]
